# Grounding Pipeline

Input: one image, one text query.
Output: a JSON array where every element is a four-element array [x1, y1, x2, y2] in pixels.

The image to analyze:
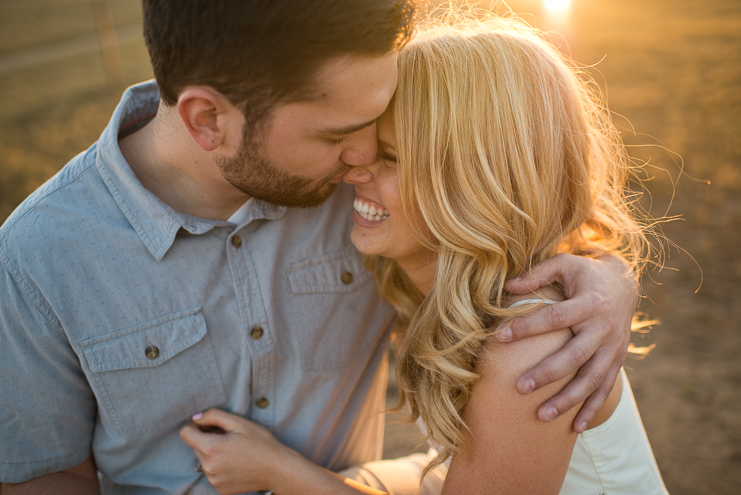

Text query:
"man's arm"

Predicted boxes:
[[497, 252, 638, 432], [1, 458, 99, 495]]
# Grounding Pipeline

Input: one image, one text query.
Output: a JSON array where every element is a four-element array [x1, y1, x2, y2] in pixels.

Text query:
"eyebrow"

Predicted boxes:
[[324, 118, 377, 135]]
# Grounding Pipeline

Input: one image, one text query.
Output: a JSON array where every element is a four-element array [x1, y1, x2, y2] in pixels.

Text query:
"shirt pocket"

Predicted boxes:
[[81, 307, 227, 434], [286, 248, 373, 295], [285, 248, 385, 371]]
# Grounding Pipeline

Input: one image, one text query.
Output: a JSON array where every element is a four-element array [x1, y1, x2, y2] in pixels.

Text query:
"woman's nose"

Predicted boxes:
[[342, 166, 374, 184]]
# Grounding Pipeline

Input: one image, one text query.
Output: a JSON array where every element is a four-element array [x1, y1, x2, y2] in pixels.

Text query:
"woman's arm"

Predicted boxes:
[[442, 288, 582, 494], [443, 326, 578, 494], [180, 409, 388, 495]]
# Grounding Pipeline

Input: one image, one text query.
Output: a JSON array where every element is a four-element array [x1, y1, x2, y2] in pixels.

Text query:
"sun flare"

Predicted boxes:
[[544, 0, 572, 15]]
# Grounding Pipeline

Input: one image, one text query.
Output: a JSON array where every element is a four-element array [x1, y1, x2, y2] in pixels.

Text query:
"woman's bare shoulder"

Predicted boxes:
[[481, 285, 573, 382], [440, 288, 579, 495]]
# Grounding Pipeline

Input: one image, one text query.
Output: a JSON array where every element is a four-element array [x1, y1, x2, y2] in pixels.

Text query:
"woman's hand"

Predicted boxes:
[[498, 252, 638, 433], [180, 409, 388, 495], [179, 408, 292, 494]]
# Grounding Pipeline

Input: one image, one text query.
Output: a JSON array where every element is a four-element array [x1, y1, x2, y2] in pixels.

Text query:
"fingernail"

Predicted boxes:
[[192, 412, 203, 421], [577, 420, 588, 432], [543, 406, 558, 422], [519, 377, 535, 394], [496, 327, 512, 342]]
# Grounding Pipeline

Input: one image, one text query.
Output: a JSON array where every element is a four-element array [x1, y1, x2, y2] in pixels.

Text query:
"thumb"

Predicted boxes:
[[180, 422, 209, 449], [192, 408, 244, 432], [505, 255, 568, 294]]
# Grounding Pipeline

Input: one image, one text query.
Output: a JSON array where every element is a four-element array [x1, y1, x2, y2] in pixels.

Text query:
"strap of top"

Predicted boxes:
[[507, 298, 558, 309]]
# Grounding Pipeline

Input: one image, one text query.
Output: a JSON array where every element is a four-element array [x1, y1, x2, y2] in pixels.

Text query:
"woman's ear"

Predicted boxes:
[[176, 87, 235, 152]]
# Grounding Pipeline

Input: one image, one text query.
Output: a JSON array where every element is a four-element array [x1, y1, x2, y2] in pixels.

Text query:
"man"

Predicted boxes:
[[0, 1, 637, 493]]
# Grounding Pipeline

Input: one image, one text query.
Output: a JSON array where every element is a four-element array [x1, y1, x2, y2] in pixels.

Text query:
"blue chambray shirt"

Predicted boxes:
[[0, 81, 395, 494]]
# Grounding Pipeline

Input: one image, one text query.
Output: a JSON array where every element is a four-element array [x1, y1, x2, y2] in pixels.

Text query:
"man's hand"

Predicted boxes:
[[497, 253, 638, 433], [1, 457, 100, 495]]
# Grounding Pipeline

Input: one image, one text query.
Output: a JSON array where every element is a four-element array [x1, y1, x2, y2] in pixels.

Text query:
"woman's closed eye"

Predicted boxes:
[[378, 150, 397, 164]]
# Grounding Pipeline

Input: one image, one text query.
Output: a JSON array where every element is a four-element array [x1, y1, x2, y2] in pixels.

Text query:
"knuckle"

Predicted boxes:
[[570, 345, 590, 367], [540, 367, 557, 386], [614, 352, 628, 367], [551, 393, 579, 415], [587, 371, 605, 394], [547, 306, 567, 328], [201, 443, 217, 457], [563, 395, 581, 412], [588, 290, 607, 310]]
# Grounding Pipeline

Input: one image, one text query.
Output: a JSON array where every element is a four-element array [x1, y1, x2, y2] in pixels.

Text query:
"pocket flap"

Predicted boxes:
[[81, 308, 206, 372], [286, 248, 372, 295]]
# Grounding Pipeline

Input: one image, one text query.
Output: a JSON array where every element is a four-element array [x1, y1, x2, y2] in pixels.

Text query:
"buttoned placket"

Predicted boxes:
[[227, 222, 276, 427]]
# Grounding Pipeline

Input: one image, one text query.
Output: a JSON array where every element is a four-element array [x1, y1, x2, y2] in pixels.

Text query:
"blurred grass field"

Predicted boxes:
[[1, 0, 739, 493]]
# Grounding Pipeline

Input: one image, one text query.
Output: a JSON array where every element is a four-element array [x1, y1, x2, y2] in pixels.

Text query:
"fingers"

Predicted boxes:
[[504, 254, 570, 295], [192, 408, 244, 432], [180, 422, 208, 449], [515, 329, 602, 396], [572, 362, 623, 433], [532, 346, 619, 425], [496, 296, 600, 343]]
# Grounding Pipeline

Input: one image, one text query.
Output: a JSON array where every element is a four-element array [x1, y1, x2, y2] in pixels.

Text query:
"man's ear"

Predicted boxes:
[[177, 87, 235, 152]]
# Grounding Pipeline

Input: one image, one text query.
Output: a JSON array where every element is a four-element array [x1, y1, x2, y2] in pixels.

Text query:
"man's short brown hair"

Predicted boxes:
[[143, 0, 418, 123]]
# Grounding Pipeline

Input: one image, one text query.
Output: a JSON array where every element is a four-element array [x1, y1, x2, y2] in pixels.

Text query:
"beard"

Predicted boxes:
[[216, 126, 348, 209]]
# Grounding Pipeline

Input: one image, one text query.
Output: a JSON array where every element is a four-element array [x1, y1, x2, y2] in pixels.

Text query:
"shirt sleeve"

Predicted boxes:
[[338, 449, 447, 495], [0, 259, 97, 483]]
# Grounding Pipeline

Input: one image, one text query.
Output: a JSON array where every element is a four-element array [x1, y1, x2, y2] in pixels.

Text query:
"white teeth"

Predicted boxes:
[[353, 197, 389, 222]]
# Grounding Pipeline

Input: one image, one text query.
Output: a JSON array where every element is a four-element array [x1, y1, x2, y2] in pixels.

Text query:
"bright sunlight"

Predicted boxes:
[[543, 0, 572, 15]]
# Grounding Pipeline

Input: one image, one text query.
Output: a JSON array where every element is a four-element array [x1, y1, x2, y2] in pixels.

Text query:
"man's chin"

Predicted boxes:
[[246, 181, 338, 209], [290, 182, 338, 209]]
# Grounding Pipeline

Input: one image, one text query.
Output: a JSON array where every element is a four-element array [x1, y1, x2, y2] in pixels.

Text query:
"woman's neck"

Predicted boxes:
[[395, 251, 437, 297]]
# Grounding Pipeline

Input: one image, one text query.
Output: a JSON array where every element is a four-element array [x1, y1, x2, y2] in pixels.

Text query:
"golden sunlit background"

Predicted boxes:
[[0, 1, 739, 493]]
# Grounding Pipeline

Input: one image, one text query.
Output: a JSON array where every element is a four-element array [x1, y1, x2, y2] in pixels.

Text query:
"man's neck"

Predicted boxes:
[[118, 111, 249, 221]]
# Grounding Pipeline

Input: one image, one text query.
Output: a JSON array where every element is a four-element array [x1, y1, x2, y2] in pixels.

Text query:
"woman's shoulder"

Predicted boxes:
[[479, 285, 573, 381], [444, 288, 581, 494]]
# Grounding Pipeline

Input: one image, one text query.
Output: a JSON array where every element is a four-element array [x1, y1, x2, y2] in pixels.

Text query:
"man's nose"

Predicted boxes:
[[340, 124, 378, 167]]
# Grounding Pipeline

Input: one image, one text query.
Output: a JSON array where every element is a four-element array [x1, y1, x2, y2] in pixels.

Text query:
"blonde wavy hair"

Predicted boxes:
[[363, 11, 652, 474]]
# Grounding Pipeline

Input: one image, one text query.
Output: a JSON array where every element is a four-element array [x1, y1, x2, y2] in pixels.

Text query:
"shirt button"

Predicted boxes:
[[256, 397, 269, 409], [341, 271, 353, 284], [145, 344, 160, 360], [231, 235, 242, 248], [251, 326, 264, 340]]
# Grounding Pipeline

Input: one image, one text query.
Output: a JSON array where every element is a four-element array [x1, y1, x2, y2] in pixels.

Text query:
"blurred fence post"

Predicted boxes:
[[91, 0, 124, 89]]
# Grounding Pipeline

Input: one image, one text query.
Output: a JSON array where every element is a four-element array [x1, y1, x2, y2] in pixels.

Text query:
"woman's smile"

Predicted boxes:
[[352, 192, 390, 223]]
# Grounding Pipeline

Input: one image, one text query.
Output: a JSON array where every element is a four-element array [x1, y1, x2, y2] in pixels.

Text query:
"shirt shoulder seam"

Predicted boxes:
[[0, 240, 66, 338], [0, 151, 97, 242]]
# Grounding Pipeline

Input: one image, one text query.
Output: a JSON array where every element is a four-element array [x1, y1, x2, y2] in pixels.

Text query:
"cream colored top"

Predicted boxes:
[[342, 369, 668, 494], [558, 368, 669, 495], [341, 299, 669, 494]]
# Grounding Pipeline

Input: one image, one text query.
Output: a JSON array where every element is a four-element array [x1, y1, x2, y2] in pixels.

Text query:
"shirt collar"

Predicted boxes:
[[95, 81, 286, 261]]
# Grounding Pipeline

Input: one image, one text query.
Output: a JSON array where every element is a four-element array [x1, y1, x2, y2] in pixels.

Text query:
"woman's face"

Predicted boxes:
[[343, 108, 437, 277]]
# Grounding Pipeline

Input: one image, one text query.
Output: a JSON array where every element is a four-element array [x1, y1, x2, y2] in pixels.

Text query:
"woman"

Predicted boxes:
[[181, 14, 669, 495]]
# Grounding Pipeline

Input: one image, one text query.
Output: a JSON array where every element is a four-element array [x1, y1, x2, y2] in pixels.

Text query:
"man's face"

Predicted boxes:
[[218, 52, 398, 208]]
